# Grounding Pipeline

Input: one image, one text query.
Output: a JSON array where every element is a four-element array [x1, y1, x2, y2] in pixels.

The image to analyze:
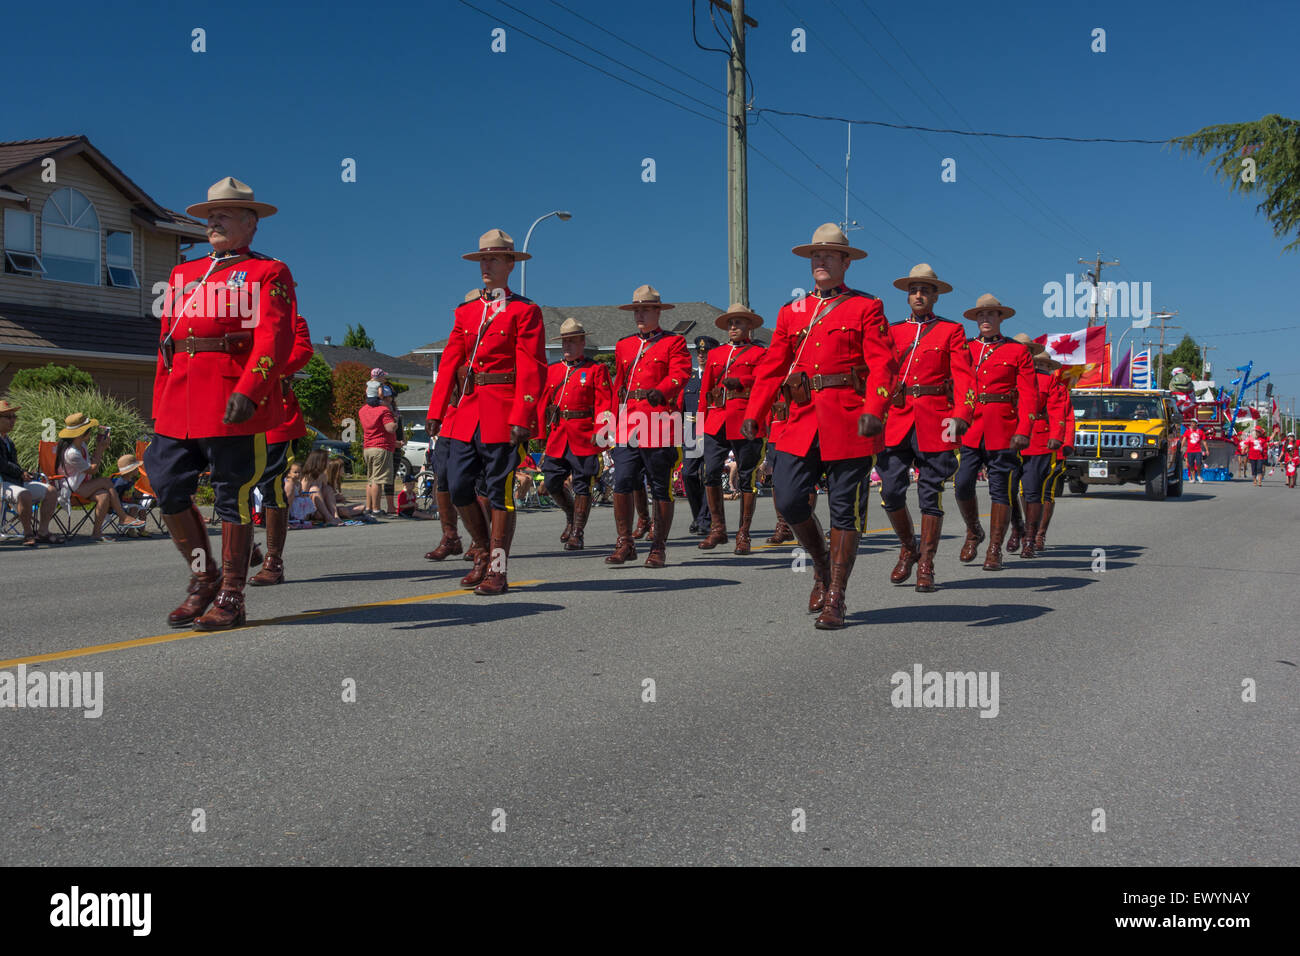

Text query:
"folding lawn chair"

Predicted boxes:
[[38, 440, 129, 539], [133, 440, 170, 536], [0, 478, 22, 540]]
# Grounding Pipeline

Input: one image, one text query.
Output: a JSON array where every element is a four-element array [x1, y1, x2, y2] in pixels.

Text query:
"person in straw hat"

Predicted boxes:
[[951, 295, 1037, 572], [0, 398, 61, 545], [876, 264, 977, 593], [249, 311, 314, 586], [144, 176, 295, 629], [603, 284, 691, 568], [536, 317, 613, 551], [697, 303, 767, 554], [426, 229, 547, 595], [1011, 336, 1070, 559], [681, 334, 720, 536], [53, 413, 148, 540], [741, 223, 898, 630]]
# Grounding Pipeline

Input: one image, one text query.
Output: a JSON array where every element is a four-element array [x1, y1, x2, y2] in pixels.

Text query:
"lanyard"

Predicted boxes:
[[722, 342, 751, 378], [899, 319, 927, 382], [557, 361, 581, 404], [975, 336, 1002, 370], [622, 332, 658, 406], [162, 256, 222, 348], [467, 293, 508, 368], [785, 293, 846, 380]]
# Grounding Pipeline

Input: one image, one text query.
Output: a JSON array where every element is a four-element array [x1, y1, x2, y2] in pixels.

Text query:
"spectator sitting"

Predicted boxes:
[[325, 457, 346, 496], [53, 414, 145, 540], [284, 461, 317, 525], [397, 476, 418, 517], [0, 399, 61, 545], [111, 454, 151, 536], [302, 449, 367, 524]]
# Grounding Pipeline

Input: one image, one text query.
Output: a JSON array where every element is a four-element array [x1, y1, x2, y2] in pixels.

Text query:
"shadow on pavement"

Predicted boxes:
[[850, 602, 1056, 627], [269, 600, 567, 630]]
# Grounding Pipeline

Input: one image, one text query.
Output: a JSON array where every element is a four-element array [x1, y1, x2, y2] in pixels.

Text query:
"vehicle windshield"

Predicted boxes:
[[1073, 396, 1164, 421]]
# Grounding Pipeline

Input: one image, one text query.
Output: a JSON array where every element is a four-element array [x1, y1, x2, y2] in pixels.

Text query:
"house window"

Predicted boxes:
[[41, 187, 100, 285], [3, 208, 46, 276], [106, 230, 139, 288]]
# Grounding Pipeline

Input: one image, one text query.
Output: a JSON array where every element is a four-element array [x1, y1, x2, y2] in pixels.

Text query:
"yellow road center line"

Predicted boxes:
[[0, 580, 545, 669]]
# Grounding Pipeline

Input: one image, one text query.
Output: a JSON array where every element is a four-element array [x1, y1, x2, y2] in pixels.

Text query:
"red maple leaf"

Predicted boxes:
[[1049, 334, 1080, 356]]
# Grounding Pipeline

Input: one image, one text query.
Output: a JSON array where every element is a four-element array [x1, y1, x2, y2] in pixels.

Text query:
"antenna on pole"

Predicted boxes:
[[840, 122, 861, 235]]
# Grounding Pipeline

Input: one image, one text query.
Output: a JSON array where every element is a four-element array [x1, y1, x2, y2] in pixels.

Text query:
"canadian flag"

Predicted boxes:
[[1034, 326, 1107, 366]]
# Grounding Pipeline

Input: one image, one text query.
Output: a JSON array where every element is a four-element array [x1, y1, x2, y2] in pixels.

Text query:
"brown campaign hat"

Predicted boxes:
[[0, 399, 20, 414], [963, 293, 1016, 321], [550, 317, 590, 342], [1012, 332, 1046, 355], [618, 284, 675, 311], [1033, 351, 1062, 371], [186, 177, 278, 219], [714, 302, 763, 331], [57, 412, 99, 439], [464, 289, 482, 302], [893, 263, 953, 295], [462, 228, 531, 262], [792, 222, 868, 261]]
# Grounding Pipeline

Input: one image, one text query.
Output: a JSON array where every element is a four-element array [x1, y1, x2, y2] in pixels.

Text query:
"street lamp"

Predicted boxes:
[[520, 210, 572, 297]]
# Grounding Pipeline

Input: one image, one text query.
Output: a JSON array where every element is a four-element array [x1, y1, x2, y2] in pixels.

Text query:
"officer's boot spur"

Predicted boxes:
[[644, 500, 674, 568], [163, 504, 220, 627], [566, 493, 591, 550], [553, 483, 575, 544], [458, 501, 492, 588], [425, 490, 463, 560], [886, 507, 919, 584], [734, 492, 756, 554], [632, 488, 652, 540], [1019, 501, 1042, 559], [195, 521, 254, 630], [790, 514, 830, 613], [476, 509, 514, 595], [605, 493, 637, 564], [915, 513, 942, 593], [698, 485, 728, 549], [1006, 493, 1025, 554], [1034, 500, 1054, 552], [956, 497, 984, 563], [982, 502, 1010, 571], [251, 506, 287, 585], [816, 529, 861, 630]]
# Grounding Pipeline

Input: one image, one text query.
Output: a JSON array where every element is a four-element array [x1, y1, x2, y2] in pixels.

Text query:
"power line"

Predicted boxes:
[[753, 107, 1170, 144], [1197, 324, 1300, 337], [691, 0, 730, 57], [454, 0, 726, 126]]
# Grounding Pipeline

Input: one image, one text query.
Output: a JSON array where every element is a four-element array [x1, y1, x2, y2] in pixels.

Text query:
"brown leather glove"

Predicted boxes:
[[223, 393, 256, 425], [510, 425, 531, 444], [427, 419, 441, 438], [722, 377, 743, 391], [857, 413, 883, 438], [1047, 438, 1063, 450], [646, 389, 667, 407], [740, 418, 759, 440], [1010, 433, 1030, 451]]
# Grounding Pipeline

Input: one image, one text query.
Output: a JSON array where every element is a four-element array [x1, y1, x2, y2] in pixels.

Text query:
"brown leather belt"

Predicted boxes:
[[560, 408, 592, 419], [810, 372, 855, 390], [978, 392, 1015, 404], [183, 331, 251, 356], [904, 383, 949, 397], [474, 372, 515, 385], [726, 386, 751, 399], [626, 389, 655, 400]]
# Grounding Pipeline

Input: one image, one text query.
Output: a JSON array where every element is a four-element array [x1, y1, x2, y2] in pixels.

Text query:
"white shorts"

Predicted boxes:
[[3, 481, 51, 504]]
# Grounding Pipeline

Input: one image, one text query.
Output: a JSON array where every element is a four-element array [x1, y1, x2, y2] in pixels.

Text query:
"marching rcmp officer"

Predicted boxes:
[[698, 303, 766, 554], [1033, 355, 1074, 551], [145, 177, 295, 630], [537, 317, 613, 551], [249, 311, 313, 586], [1012, 338, 1068, 559], [743, 223, 898, 630], [605, 284, 690, 568], [426, 229, 547, 595], [876, 264, 975, 593], [952, 294, 1037, 572], [424, 290, 491, 565], [681, 335, 718, 536]]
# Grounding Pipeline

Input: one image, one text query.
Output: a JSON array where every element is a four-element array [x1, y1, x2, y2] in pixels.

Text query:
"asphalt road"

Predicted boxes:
[[2, 477, 1296, 866]]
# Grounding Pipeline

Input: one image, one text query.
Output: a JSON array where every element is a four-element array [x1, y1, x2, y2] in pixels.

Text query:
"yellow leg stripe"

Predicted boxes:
[[669, 447, 683, 501], [237, 434, 268, 524], [504, 444, 526, 513]]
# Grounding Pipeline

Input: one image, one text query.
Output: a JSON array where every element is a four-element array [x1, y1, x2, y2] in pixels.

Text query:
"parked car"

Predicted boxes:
[[307, 425, 354, 474], [398, 423, 432, 482]]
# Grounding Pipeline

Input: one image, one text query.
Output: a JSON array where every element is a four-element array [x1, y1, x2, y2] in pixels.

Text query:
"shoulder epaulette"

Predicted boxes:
[[508, 293, 534, 305], [247, 250, 275, 260], [848, 289, 876, 300]]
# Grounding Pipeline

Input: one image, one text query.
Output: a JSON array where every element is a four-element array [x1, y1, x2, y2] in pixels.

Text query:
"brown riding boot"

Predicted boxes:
[[163, 504, 220, 627], [425, 491, 463, 560], [886, 508, 919, 584], [566, 493, 591, 550], [957, 497, 984, 563], [553, 484, 575, 543], [915, 513, 942, 593], [458, 501, 492, 588], [463, 494, 491, 561], [816, 529, 861, 630], [194, 522, 254, 630], [1019, 501, 1042, 559], [767, 510, 794, 544], [1034, 499, 1054, 552], [1006, 494, 1024, 554], [250, 542, 264, 567], [644, 500, 674, 568], [790, 514, 831, 613], [475, 509, 516, 595], [982, 502, 1010, 571], [250, 506, 287, 586], [734, 492, 756, 554], [698, 486, 728, 549], [605, 492, 637, 564], [632, 488, 651, 540]]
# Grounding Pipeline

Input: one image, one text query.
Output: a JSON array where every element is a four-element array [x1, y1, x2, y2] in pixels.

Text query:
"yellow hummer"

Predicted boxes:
[[1063, 388, 1185, 499]]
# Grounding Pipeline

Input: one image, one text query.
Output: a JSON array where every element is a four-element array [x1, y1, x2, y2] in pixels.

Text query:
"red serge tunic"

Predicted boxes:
[[611, 329, 691, 449], [266, 313, 314, 444], [1025, 368, 1071, 456], [747, 289, 898, 460], [152, 248, 295, 439], [961, 336, 1037, 452], [427, 289, 547, 444], [883, 315, 976, 452], [699, 340, 767, 440], [537, 357, 614, 458]]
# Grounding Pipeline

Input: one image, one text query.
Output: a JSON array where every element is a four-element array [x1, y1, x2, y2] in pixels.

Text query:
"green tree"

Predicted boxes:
[[331, 360, 371, 435], [342, 323, 375, 350], [1157, 334, 1204, 388], [295, 353, 334, 430], [1175, 114, 1300, 251], [9, 362, 95, 392]]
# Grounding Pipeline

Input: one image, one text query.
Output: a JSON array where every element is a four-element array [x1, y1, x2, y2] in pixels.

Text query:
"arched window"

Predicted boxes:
[[41, 187, 100, 285]]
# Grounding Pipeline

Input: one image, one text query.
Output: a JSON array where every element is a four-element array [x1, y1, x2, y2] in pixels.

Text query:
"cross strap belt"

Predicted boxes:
[[181, 331, 252, 357], [474, 372, 515, 385], [978, 391, 1016, 404]]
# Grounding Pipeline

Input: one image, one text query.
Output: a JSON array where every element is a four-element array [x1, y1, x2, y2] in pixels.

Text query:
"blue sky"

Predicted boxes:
[[9, 0, 1299, 400]]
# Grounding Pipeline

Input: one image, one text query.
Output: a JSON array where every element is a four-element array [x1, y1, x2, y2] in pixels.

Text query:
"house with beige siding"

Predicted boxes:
[[0, 136, 206, 417]]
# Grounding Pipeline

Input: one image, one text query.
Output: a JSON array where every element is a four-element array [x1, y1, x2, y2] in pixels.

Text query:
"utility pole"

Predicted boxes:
[[1151, 309, 1180, 386], [1199, 343, 1217, 379], [1078, 252, 1120, 327], [714, 0, 756, 308]]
